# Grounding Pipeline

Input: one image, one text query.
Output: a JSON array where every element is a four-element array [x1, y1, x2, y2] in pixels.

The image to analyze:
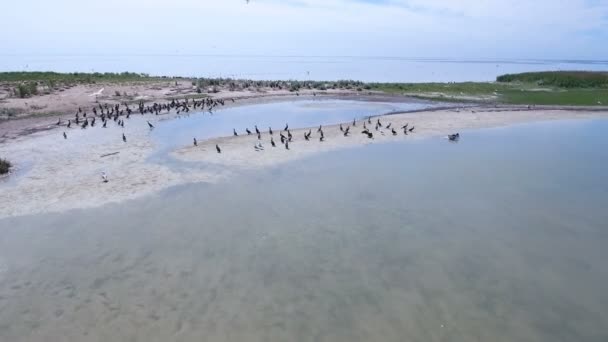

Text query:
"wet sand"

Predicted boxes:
[[1, 97, 607, 218]]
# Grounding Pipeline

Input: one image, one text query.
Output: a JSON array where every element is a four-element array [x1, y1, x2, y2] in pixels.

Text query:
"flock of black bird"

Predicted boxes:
[[215, 116, 429, 153], [55, 97, 460, 182], [57, 97, 233, 141]]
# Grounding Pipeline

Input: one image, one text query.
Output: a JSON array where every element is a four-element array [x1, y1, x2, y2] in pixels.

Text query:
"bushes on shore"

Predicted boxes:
[[0, 158, 11, 175], [497, 71, 608, 88], [15, 82, 38, 98]]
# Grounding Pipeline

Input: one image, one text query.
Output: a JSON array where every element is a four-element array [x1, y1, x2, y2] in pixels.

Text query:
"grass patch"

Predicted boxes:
[[0, 158, 11, 175], [371, 71, 608, 106], [500, 88, 608, 106]]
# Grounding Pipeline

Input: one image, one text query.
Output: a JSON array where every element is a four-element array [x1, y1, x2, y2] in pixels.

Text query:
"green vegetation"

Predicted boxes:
[[497, 71, 608, 88], [0, 71, 153, 84], [15, 82, 39, 98], [0, 158, 11, 175], [499, 88, 608, 106]]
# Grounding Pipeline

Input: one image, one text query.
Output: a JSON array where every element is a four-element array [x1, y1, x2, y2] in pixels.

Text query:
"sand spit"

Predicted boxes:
[[1, 99, 607, 219], [173, 108, 608, 169]]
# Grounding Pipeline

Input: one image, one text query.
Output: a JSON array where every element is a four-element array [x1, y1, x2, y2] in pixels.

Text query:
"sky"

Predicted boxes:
[[1, 0, 607, 60]]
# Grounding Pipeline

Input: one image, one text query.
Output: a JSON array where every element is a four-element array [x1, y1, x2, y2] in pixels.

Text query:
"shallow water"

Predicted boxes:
[[149, 98, 439, 159], [1, 120, 608, 342]]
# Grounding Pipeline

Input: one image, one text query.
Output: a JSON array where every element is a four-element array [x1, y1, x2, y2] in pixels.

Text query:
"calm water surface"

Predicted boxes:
[[0, 120, 607, 341], [2, 55, 607, 82]]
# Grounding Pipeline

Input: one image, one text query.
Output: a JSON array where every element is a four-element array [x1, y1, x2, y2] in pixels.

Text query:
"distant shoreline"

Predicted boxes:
[[1, 70, 607, 123]]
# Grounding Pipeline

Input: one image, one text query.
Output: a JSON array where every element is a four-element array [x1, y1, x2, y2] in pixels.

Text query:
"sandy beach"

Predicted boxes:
[[1, 94, 607, 218]]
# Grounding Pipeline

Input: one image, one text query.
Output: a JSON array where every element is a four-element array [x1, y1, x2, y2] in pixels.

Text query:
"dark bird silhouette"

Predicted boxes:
[[56, 119, 61, 126], [377, 118, 382, 128], [317, 125, 322, 133], [246, 128, 252, 135], [285, 141, 290, 150], [147, 121, 154, 129], [367, 116, 372, 124], [257, 132, 261, 140], [271, 137, 276, 147], [67, 120, 71, 128], [352, 119, 356, 127], [361, 129, 373, 139], [344, 126, 350, 136], [193, 138, 198, 146], [103, 121, 107, 128], [284, 123, 289, 131], [269, 127, 273, 135], [304, 132, 310, 141], [63, 132, 67, 139], [409, 126, 415, 133], [122, 133, 127, 143], [386, 123, 391, 129], [101, 172, 108, 183], [216, 144, 221, 153], [233, 129, 238, 136], [448, 133, 460, 141], [255, 125, 260, 135], [340, 124, 344, 132], [392, 128, 397, 135]]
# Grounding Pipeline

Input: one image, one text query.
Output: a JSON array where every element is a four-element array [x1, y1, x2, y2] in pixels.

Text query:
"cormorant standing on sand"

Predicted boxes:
[[216, 144, 221, 153], [271, 137, 276, 147], [233, 129, 238, 136], [193, 138, 198, 146], [63, 132, 67, 139], [122, 133, 127, 143], [147, 121, 154, 129]]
